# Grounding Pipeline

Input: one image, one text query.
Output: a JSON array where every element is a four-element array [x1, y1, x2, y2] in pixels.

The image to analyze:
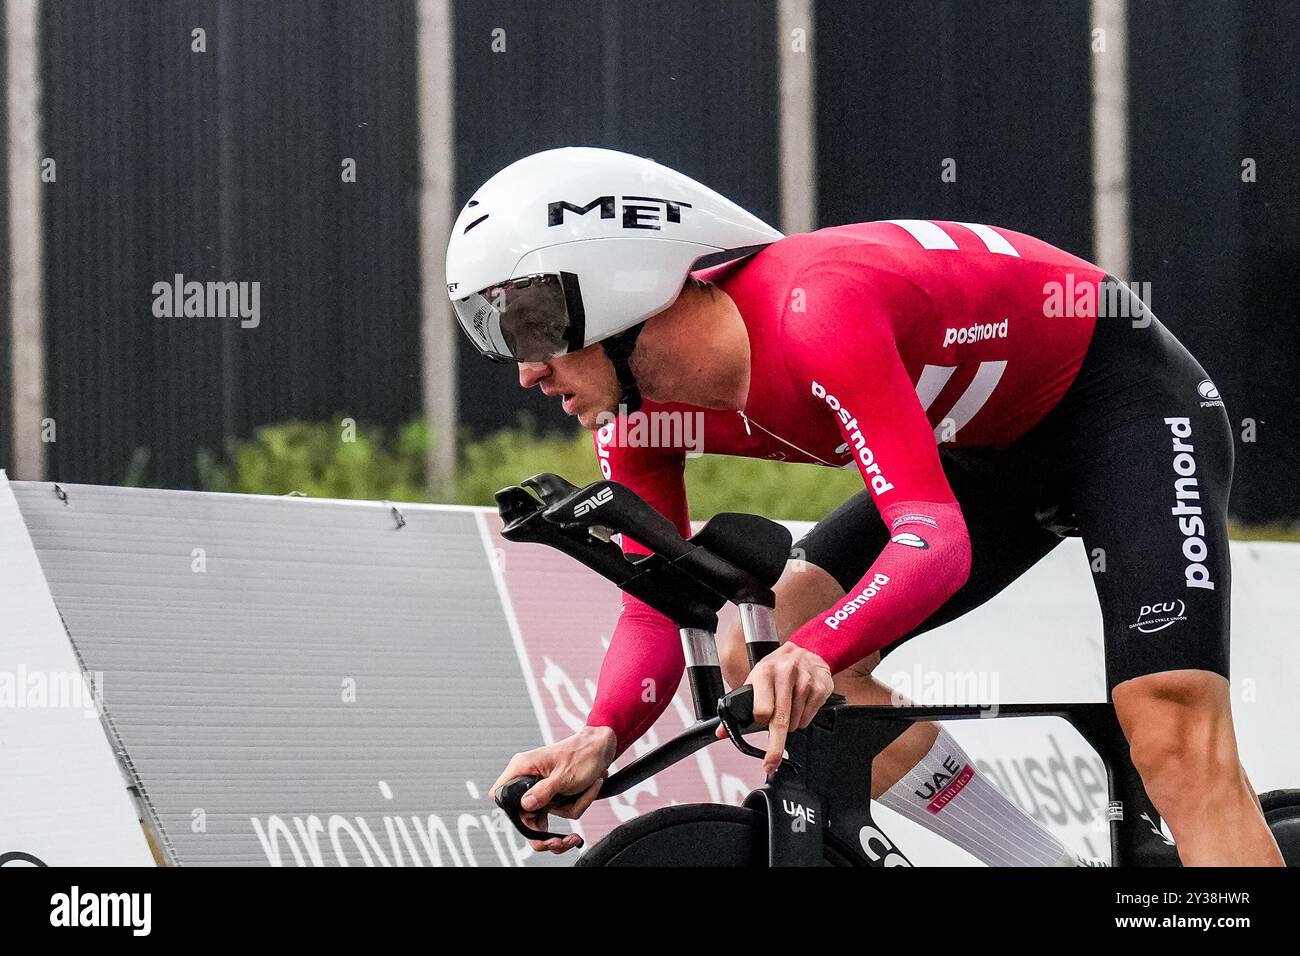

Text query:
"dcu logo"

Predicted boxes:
[[1129, 600, 1188, 633]]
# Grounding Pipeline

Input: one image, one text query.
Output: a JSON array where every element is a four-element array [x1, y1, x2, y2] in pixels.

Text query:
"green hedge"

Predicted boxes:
[[196, 418, 863, 521], [196, 420, 433, 504], [193, 418, 1300, 536]]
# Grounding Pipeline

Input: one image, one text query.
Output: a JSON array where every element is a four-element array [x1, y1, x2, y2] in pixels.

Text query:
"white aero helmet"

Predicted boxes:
[[445, 146, 783, 368]]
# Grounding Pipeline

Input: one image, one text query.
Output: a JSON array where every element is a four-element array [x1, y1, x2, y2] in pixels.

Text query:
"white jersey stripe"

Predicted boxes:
[[957, 222, 1020, 256], [886, 219, 958, 250], [914, 364, 956, 411], [934, 360, 1007, 442]]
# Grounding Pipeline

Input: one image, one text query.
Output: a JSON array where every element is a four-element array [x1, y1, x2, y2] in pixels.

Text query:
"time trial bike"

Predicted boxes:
[[492, 473, 1300, 867]]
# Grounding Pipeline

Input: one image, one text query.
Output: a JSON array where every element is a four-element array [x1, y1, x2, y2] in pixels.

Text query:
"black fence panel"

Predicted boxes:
[[12, 0, 1297, 519], [1128, 0, 1300, 522], [815, 0, 1093, 254], [39, 0, 420, 489]]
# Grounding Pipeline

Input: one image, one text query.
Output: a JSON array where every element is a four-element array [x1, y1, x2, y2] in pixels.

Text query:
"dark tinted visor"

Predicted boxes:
[[452, 272, 585, 363]]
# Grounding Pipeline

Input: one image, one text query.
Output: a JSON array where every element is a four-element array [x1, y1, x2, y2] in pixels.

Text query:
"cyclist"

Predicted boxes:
[[451, 147, 1283, 866]]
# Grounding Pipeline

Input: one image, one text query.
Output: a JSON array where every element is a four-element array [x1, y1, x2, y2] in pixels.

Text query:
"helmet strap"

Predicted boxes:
[[599, 323, 647, 415]]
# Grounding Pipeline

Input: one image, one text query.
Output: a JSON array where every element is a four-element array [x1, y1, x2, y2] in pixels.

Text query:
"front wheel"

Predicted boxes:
[[574, 804, 865, 867]]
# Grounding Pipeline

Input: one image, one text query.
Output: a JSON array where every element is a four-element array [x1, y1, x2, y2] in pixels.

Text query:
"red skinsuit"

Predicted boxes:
[[587, 220, 1105, 755]]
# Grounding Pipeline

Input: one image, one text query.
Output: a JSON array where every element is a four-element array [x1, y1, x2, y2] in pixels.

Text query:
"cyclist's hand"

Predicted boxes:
[[743, 642, 834, 774], [490, 725, 616, 854]]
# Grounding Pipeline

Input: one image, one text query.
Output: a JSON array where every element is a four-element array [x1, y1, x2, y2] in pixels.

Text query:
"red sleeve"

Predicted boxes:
[[583, 410, 692, 758], [782, 266, 972, 673]]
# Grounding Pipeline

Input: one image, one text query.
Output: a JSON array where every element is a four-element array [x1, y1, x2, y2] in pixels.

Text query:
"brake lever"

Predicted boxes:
[[715, 686, 768, 761], [715, 686, 847, 774], [493, 775, 585, 844]]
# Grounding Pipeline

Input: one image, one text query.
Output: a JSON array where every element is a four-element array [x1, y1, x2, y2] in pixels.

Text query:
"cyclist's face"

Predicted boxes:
[[517, 343, 621, 429]]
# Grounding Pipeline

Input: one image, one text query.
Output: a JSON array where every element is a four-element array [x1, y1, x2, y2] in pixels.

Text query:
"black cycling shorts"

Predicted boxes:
[[793, 279, 1234, 691]]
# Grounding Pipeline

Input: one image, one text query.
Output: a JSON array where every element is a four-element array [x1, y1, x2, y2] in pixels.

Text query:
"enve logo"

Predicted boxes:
[[572, 486, 614, 517]]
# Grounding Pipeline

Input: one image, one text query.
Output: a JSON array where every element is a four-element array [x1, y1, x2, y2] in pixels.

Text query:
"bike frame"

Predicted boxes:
[[593, 697, 1180, 866]]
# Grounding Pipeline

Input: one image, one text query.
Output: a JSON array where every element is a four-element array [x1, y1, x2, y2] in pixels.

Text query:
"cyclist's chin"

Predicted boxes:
[[572, 395, 623, 430], [576, 406, 607, 430]]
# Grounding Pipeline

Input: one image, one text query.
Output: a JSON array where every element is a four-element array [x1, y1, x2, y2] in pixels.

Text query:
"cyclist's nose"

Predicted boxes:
[[518, 362, 549, 389]]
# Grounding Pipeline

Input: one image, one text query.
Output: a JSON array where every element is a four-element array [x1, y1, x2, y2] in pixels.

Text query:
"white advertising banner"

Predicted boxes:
[[0, 472, 154, 866], [6, 480, 1295, 866]]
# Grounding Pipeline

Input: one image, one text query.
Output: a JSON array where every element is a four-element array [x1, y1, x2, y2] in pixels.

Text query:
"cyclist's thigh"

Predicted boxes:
[[1069, 393, 1233, 691], [1058, 305, 1235, 690], [791, 455, 1065, 664]]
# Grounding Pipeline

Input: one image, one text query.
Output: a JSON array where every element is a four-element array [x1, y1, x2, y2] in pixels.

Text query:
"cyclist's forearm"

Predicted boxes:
[[586, 598, 684, 759], [789, 500, 971, 673]]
